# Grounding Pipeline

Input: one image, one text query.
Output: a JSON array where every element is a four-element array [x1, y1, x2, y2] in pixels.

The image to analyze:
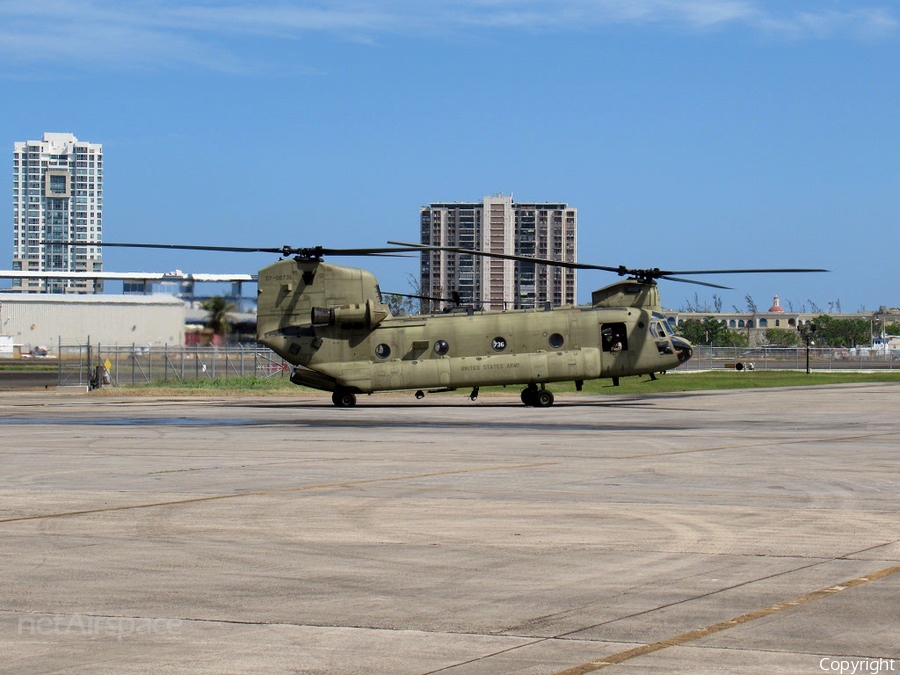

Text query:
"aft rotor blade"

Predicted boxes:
[[658, 275, 732, 290], [48, 241, 289, 254], [48, 241, 422, 258], [319, 247, 423, 256]]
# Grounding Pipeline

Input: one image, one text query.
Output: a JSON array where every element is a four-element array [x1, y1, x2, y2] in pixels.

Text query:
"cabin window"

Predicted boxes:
[[375, 344, 391, 359], [491, 337, 507, 352], [433, 340, 449, 356], [549, 333, 564, 348], [601, 323, 627, 353]]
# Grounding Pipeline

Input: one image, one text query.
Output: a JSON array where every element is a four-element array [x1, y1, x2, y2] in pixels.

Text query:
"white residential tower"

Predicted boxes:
[[12, 132, 103, 293]]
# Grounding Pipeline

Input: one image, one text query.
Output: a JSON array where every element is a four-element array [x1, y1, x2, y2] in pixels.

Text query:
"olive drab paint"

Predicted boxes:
[[256, 257, 694, 407]]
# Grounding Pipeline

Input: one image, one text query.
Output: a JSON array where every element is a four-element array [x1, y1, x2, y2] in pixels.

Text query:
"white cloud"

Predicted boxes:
[[0, 1, 895, 72]]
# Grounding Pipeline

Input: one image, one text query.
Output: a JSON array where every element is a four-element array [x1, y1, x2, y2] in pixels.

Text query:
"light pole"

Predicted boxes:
[[797, 322, 817, 374]]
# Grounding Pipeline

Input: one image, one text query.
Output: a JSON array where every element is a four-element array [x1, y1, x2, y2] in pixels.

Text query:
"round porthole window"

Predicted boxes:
[[434, 340, 449, 356], [375, 343, 391, 359], [549, 333, 564, 348], [491, 337, 507, 352]]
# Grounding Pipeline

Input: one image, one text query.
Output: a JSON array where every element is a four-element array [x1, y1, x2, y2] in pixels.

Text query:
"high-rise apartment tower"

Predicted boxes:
[[12, 132, 103, 293], [420, 194, 576, 311]]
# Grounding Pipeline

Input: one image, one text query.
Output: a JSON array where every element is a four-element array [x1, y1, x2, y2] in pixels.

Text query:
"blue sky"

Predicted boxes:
[[2, 0, 898, 313]]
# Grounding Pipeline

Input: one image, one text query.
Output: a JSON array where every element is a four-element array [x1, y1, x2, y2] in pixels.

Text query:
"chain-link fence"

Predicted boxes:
[[55, 341, 898, 388], [681, 346, 899, 372], [57, 340, 290, 388]]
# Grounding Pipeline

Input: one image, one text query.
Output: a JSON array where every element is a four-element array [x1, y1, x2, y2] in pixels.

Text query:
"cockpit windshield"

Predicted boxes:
[[652, 313, 673, 336]]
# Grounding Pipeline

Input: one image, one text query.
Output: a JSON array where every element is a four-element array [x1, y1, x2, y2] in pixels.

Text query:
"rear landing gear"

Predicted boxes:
[[331, 389, 357, 407], [521, 385, 554, 407]]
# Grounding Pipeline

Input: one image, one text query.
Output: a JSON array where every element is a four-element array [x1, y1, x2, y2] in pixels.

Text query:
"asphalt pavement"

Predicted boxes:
[[1, 384, 898, 674]]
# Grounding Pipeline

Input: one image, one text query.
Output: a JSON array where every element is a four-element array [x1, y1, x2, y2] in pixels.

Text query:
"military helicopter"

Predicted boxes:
[[87, 240, 826, 407]]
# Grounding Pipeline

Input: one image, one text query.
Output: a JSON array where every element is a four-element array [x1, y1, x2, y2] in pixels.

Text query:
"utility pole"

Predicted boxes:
[[797, 322, 817, 374]]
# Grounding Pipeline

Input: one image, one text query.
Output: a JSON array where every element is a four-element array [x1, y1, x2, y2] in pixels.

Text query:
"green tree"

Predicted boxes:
[[813, 315, 871, 347], [200, 296, 237, 338], [384, 293, 418, 317], [883, 322, 900, 336], [677, 318, 747, 347], [764, 328, 800, 346], [383, 273, 421, 316]]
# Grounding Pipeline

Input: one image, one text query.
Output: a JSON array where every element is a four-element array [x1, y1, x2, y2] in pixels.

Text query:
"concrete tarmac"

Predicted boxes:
[[1, 383, 898, 674]]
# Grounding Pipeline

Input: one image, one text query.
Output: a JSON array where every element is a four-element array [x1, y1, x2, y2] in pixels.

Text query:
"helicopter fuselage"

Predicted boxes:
[[256, 257, 693, 403]]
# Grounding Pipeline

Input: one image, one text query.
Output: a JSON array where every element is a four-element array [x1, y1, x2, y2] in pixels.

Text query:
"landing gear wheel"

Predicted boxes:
[[331, 390, 357, 407], [535, 390, 554, 407], [521, 385, 538, 406]]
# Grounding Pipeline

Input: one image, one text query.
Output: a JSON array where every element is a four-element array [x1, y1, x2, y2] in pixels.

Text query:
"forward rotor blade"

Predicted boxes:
[[391, 241, 829, 284], [383, 291, 458, 303], [657, 268, 830, 276], [386, 240, 613, 272]]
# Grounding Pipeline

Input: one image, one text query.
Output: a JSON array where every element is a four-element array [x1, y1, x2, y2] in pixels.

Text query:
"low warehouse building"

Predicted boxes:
[[0, 294, 185, 352]]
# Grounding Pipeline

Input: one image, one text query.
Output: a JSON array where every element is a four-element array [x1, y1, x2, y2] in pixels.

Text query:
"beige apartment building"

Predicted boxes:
[[420, 194, 577, 311]]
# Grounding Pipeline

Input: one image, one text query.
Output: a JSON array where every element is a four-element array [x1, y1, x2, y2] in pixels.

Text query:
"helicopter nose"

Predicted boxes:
[[671, 336, 693, 363]]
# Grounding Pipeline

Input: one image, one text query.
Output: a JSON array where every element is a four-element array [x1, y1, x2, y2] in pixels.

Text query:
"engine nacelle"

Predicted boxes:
[[311, 299, 388, 329]]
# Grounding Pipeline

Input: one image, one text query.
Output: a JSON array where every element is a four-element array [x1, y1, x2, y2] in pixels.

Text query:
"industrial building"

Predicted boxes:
[[420, 194, 577, 311], [12, 132, 103, 293], [0, 294, 185, 352]]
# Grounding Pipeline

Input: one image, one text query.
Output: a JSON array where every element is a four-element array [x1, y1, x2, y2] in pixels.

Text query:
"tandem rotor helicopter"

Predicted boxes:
[[89, 240, 826, 407]]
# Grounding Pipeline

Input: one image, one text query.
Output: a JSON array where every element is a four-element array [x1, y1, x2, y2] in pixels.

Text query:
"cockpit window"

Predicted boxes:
[[650, 321, 669, 338], [652, 313, 672, 336]]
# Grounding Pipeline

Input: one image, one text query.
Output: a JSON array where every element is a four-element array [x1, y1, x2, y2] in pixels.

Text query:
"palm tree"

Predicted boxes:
[[199, 296, 237, 342]]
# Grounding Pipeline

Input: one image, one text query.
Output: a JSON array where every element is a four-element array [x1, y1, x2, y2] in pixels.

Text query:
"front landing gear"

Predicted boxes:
[[521, 385, 554, 407], [331, 389, 357, 407]]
